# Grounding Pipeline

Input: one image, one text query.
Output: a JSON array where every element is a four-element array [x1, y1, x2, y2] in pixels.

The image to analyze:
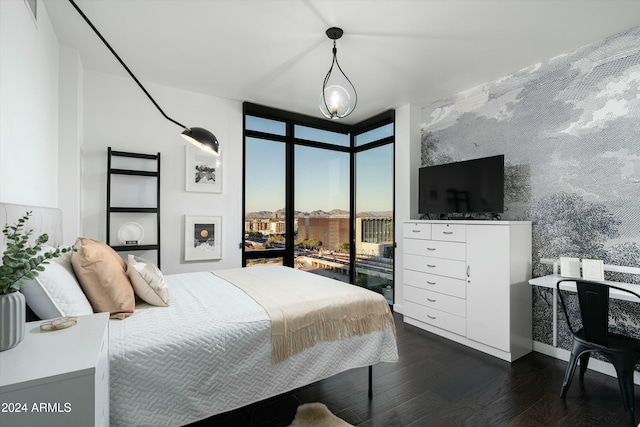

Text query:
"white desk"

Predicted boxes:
[[530, 274, 640, 384], [0, 313, 109, 427], [529, 274, 640, 347]]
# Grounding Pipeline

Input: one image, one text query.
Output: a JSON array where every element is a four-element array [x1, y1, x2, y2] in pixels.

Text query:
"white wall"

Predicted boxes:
[[0, 0, 59, 207], [81, 70, 243, 274], [393, 103, 422, 313], [0, 0, 410, 282], [58, 47, 83, 244]]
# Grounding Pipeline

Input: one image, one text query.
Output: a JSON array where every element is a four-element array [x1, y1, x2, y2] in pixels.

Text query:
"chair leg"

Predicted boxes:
[[609, 354, 638, 427], [578, 352, 590, 381], [561, 350, 580, 398], [561, 340, 590, 398]]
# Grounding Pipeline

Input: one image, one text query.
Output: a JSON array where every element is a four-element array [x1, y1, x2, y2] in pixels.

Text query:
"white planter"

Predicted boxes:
[[0, 291, 26, 351]]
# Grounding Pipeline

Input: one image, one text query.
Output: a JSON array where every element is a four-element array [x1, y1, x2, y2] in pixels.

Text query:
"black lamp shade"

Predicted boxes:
[[181, 127, 220, 156]]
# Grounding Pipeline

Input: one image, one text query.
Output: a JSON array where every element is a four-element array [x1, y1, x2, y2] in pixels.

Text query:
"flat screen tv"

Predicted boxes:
[[419, 155, 504, 215]]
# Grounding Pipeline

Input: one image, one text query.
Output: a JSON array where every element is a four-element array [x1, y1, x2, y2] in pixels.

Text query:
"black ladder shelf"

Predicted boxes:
[[106, 147, 161, 268]]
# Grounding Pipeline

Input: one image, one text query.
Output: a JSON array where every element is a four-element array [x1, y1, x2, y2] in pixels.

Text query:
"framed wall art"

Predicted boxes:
[[184, 215, 222, 261], [185, 145, 222, 193], [559, 257, 581, 278], [582, 258, 605, 281]]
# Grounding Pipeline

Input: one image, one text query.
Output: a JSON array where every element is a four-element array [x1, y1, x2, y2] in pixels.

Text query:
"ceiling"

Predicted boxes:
[[44, 0, 640, 124]]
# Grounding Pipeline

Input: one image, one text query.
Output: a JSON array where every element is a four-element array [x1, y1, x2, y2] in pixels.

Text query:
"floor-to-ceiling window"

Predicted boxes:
[[243, 103, 395, 301], [244, 114, 288, 266], [353, 121, 395, 302], [294, 144, 351, 282]]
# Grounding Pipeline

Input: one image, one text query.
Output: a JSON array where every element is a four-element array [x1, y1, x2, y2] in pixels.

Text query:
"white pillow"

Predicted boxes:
[[126, 255, 170, 307], [20, 251, 94, 319]]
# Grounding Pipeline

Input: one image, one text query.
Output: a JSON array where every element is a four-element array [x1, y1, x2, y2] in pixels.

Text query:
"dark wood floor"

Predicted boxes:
[[192, 312, 638, 427]]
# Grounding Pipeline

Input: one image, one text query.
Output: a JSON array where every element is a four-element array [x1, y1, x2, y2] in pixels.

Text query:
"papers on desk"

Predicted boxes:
[[582, 259, 605, 281], [558, 257, 605, 281], [560, 257, 581, 278]]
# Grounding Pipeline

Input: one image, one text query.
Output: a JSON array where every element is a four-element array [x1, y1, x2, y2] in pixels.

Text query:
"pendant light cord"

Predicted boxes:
[[68, 0, 188, 130]]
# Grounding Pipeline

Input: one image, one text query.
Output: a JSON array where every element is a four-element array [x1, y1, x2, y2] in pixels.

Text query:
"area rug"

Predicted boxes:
[[288, 403, 354, 427]]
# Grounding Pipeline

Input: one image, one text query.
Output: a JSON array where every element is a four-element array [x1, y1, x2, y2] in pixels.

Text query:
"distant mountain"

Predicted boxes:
[[246, 209, 392, 219], [357, 211, 393, 218], [306, 210, 330, 218], [245, 210, 274, 219], [330, 209, 350, 216], [274, 208, 288, 217]]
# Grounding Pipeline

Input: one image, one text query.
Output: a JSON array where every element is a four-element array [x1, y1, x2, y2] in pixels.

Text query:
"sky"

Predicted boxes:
[[245, 118, 393, 214]]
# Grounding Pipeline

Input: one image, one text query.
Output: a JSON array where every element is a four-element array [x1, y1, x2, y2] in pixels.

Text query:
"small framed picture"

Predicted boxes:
[[582, 259, 605, 281], [184, 215, 222, 261], [559, 257, 581, 278], [185, 145, 222, 193]]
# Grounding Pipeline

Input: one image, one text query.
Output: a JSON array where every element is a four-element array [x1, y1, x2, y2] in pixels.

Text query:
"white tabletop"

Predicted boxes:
[[0, 312, 109, 391], [529, 274, 640, 302]]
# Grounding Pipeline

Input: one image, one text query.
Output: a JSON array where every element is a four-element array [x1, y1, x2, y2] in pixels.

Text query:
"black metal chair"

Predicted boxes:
[[557, 279, 640, 427]]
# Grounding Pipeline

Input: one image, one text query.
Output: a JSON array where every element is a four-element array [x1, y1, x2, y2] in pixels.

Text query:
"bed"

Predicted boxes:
[[0, 203, 398, 427]]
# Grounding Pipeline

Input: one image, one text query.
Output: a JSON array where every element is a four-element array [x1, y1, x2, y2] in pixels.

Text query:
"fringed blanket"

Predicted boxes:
[[213, 266, 395, 363]]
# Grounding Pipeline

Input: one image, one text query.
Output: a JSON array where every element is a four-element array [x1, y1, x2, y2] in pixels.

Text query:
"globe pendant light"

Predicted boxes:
[[320, 27, 357, 119]]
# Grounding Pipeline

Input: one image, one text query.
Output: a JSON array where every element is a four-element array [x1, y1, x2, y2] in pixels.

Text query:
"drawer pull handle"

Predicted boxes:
[[427, 315, 437, 319], [427, 298, 436, 302], [443, 231, 453, 235], [427, 264, 436, 268], [427, 281, 436, 285], [412, 229, 421, 233], [427, 247, 436, 251]]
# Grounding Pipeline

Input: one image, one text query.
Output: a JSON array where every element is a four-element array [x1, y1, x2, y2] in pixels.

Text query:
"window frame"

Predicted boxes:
[[243, 102, 395, 287]]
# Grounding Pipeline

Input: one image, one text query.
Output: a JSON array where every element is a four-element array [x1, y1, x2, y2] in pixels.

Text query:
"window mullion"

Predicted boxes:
[[349, 132, 356, 285], [285, 122, 295, 267]]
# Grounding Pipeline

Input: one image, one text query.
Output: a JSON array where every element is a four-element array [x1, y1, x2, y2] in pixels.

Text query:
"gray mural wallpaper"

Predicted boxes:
[[420, 26, 640, 351]]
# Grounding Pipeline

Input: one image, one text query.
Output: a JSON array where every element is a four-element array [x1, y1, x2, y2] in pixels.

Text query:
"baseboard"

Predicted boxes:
[[404, 316, 522, 362], [533, 341, 640, 385], [392, 304, 403, 314]]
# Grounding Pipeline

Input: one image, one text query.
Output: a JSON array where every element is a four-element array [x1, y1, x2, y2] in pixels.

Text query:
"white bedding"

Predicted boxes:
[[109, 269, 398, 427]]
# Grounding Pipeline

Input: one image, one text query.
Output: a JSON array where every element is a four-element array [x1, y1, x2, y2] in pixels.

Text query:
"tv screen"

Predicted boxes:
[[419, 155, 504, 215]]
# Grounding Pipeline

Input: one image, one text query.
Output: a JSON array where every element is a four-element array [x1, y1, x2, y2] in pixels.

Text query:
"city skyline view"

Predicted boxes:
[[245, 208, 393, 218], [243, 113, 395, 299]]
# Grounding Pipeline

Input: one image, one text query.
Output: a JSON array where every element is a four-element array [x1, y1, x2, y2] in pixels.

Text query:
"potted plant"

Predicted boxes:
[[0, 211, 70, 351]]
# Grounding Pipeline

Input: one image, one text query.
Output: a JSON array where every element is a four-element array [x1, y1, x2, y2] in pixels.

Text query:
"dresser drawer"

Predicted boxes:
[[405, 285, 466, 317], [403, 239, 465, 261], [404, 254, 467, 280], [403, 222, 432, 240], [432, 223, 466, 242], [404, 301, 466, 336], [403, 269, 466, 298]]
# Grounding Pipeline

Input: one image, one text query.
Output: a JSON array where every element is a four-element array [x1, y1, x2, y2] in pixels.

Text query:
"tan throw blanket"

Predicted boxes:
[[213, 266, 395, 363]]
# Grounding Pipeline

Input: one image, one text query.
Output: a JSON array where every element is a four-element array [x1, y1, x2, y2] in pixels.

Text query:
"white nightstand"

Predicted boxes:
[[0, 312, 109, 427]]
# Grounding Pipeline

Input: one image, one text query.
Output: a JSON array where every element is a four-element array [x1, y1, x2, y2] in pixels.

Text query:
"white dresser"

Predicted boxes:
[[402, 220, 532, 362], [0, 312, 109, 427]]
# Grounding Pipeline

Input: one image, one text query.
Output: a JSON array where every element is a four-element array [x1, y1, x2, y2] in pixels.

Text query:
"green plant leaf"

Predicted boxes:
[[0, 211, 68, 294]]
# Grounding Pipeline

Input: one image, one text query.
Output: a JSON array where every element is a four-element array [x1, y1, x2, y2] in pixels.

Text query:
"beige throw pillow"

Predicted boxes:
[[126, 255, 170, 307], [71, 237, 135, 319]]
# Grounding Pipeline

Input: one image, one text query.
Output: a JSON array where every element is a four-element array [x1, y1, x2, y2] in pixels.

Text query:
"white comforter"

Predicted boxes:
[[109, 270, 398, 427]]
